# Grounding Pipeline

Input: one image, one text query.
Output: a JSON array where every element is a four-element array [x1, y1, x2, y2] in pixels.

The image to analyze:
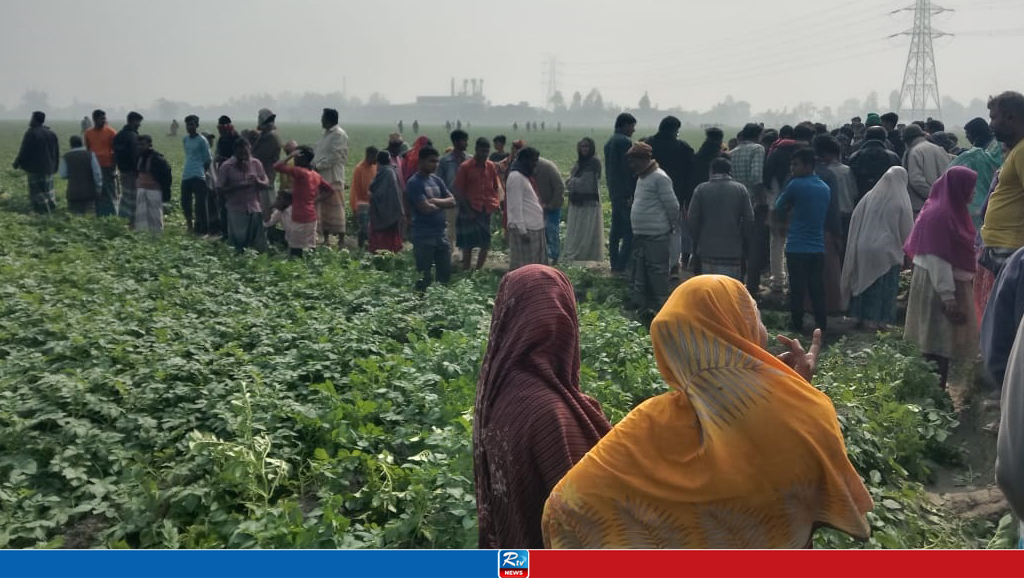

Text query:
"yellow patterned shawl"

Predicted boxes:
[[542, 275, 873, 548]]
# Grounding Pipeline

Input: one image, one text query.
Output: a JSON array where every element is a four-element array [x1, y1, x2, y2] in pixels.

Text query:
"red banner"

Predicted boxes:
[[529, 550, 1022, 578]]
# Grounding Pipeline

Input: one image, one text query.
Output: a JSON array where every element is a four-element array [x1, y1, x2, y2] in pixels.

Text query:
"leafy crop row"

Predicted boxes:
[[0, 201, 997, 548]]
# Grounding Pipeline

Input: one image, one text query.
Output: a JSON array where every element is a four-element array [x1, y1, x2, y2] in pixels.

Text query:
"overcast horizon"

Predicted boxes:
[[1, 0, 1021, 112]]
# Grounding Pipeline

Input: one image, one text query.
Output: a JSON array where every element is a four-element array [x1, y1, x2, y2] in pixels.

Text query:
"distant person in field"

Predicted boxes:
[[981, 91, 1024, 276], [849, 126, 902, 204], [398, 120, 404, 135], [215, 115, 239, 167], [489, 135, 509, 163], [454, 137, 502, 270], [412, 119, 419, 135], [368, 150, 406, 254], [59, 135, 101, 215], [350, 146, 379, 249], [951, 117, 1005, 230], [169, 119, 179, 138], [456, 120, 462, 131], [506, 147, 548, 270], [841, 167, 914, 332], [312, 107, 349, 248], [114, 111, 144, 228], [562, 137, 604, 263], [732, 123, 768, 294], [473, 264, 611, 549], [181, 115, 213, 235], [272, 145, 332, 258], [407, 146, 457, 290], [218, 139, 269, 253], [81, 115, 93, 135], [439, 130, 472, 248], [534, 155, 565, 265], [605, 113, 637, 274], [12, 110, 59, 214], [627, 141, 679, 318], [903, 124, 950, 215], [645, 116, 695, 277], [512, 122, 518, 132], [542, 276, 871, 549], [84, 109, 119, 217], [688, 158, 753, 282], [252, 109, 282, 219], [774, 147, 831, 335], [133, 135, 173, 235], [903, 167, 980, 389]]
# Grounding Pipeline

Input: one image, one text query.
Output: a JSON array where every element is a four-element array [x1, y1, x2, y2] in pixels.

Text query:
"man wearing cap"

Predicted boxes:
[[12, 111, 59, 214], [252, 109, 282, 219], [950, 117, 1005, 229], [903, 124, 950, 214], [626, 141, 679, 318]]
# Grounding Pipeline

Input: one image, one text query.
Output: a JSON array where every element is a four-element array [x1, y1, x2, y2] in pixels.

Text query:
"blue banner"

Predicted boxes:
[[0, 551, 507, 578]]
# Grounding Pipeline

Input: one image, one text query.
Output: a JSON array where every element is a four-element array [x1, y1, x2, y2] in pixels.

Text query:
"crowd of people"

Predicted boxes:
[[10, 89, 1024, 547]]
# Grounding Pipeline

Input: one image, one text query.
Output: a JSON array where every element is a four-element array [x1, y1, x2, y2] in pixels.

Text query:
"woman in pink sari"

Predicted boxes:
[[903, 166, 979, 389]]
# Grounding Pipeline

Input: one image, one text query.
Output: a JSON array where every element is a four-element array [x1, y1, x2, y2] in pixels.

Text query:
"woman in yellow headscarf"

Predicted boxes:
[[542, 275, 873, 549]]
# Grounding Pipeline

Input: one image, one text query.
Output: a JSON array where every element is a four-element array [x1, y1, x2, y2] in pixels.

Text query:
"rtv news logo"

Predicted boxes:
[[498, 550, 529, 578]]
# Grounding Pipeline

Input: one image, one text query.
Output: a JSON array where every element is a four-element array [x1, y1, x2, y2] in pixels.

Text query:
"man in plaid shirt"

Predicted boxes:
[[730, 123, 768, 295]]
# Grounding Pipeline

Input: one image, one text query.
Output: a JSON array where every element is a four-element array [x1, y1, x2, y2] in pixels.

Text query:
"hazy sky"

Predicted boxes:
[[1, 0, 1020, 112]]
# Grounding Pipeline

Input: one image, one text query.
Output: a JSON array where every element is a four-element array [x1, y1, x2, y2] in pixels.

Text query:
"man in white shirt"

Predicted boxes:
[[312, 108, 349, 247], [903, 124, 951, 214], [505, 147, 547, 270]]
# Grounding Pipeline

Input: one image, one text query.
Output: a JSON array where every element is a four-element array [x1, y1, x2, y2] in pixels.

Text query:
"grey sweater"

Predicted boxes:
[[630, 167, 680, 236], [689, 176, 754, 259]]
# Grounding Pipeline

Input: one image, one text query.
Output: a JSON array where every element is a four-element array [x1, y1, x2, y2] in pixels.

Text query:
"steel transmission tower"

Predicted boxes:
[[893, 0, 951, 120], [541, 55, 563, 108]]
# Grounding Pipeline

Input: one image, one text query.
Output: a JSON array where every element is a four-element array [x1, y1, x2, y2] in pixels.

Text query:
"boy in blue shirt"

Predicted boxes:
[[774, 147, 831, 334], [407, 146, 458, 291]]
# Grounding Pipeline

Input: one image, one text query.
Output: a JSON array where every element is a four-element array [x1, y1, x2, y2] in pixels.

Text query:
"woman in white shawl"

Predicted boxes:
[[840, 166, 914, 330]]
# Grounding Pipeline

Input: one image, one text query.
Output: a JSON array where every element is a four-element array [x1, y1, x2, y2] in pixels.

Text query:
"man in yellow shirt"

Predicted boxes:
[[981, 91, 1024, 274]]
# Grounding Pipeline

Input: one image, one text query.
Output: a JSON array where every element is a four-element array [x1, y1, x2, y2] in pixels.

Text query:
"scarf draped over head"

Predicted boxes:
[[474, 265, 611, 548], [369, 164, 405, 229], [573, 137, 600, 177], [840, 166, 915, 304], [903, 166, 978, 272], [542, 275, 873, 549], [402, 136, 430, 181]]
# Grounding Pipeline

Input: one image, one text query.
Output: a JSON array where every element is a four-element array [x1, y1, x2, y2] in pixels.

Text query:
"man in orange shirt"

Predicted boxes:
[[350, 146, 378, 248], [84, 109, 119, 217]]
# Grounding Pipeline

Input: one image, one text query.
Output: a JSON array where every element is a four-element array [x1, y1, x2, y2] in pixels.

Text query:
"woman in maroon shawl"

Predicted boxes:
[[903, 166, 980, 389], [473, 265, 611, 548]]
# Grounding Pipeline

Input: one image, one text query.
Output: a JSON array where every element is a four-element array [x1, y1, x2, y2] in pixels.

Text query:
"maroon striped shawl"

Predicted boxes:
[[473, 265, 611, 549]]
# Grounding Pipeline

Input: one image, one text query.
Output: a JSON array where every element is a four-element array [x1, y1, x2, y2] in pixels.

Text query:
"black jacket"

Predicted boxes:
[[693, 139, 724, 188], [645, 132, 696, 207], [14, 125, 59, 175], [848, 141, 903, 201], [113, 126, 140, 173], [138, 151, 174, 201], [763, 141, 806, 191]]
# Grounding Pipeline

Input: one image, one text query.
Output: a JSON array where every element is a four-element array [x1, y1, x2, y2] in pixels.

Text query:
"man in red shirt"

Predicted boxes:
[[453, 137, 503, 270], [84, 109, 119, 217]]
